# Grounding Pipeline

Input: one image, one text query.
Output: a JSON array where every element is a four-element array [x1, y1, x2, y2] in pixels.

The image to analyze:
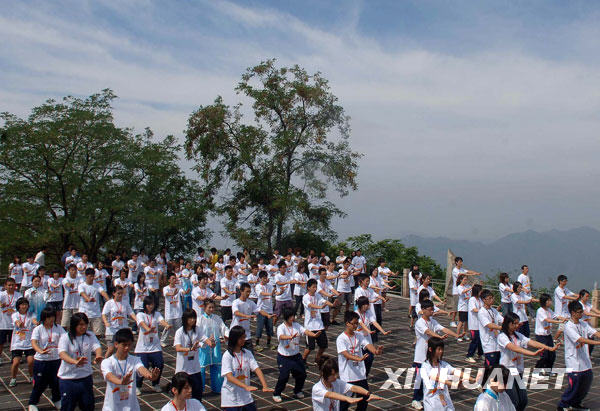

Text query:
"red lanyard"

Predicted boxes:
[[45, 325, 53, 344], [359, 311, 367, 326], [170, 400, 186, 411], [234, 351, 244, 373], [146, 314, 153, 329], [7, 293, 15, 306], [345, 332, 357, 354], [285, 323, 295, 338], [116, 301, 122, 314]]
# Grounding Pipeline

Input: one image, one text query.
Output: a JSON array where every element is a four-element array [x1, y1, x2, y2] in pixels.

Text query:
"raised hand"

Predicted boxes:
[[121, 370, 133, 385], [367, 394, 383, 401], [151, 367, 161, 381], [94, 355, 104, 365], [75, 356, 88, 367]]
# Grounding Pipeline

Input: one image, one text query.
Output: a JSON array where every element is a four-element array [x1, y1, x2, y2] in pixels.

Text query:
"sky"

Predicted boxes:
[[2, 0, 600, 247]]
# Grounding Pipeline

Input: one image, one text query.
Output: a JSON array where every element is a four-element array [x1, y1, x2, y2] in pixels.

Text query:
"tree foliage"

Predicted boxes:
[[0, 89, 210, 267], [184, 60, 362, 252]]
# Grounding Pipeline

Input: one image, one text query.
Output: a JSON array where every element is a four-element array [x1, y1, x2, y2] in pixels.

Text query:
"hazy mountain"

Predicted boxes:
[[402, 227, 600, 291]]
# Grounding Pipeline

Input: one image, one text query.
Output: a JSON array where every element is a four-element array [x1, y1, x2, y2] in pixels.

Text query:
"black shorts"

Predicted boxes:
[[410, 306, 418, 319], [306, 330, 328, 350], [12, 349, 35, 359], [0, 330, 13, 345], [321, 312, 331, 328], [459, 311, 468, 322], [221, 305, 233, 322], [47, 301, 63, 312]]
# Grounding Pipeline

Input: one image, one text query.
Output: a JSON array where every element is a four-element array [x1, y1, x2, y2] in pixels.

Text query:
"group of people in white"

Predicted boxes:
[[3, 248, 599, 411]]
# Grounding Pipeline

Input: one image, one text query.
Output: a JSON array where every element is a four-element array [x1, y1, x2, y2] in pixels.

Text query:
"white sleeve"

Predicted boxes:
[[221, 352, 233, 376]]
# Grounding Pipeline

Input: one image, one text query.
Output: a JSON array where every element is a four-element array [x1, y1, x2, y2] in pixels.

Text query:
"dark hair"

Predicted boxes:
[[356, 296, 369, 309], [136, 272, 145, 286], [418, 288, 430, 304], [568, 300, 583, 314], [579, 289, 590, 299], [421, 300, 434, 311], [357, 274, 369, 284], [282, 307, 296, 322], [278, 261, 287, 268], [227, 326, 246, 355], [5, 277, 15, 285], [454, 257, 463, 264], [501, 312, 520, 336], [307, 278, 317, 289], [481, 365, 511, 388], [471, 284, 483, 299], [426, 336, 444, 363], [317, 355, 338, 379], [344, 311, 359, 324], [168, 272, 177, 280], [15, 297, 29, 311], [224, 265, 233, 272], [85, 267, 95, 276], [521, 265, 528, 271], [169, 371, 191, 394], [258, 270, 268, 279], [512, 281, 522, 293], [318, 267, 327, 275], [239, 282, 250, 292], [499, 272, 509, 284], [114, 328, 134, 344], [68, 312, 90, 342], [539, 293, 552, 308], [557, 274, 567, 283], [143, 296, 156, 314], [182, 309, 197, 332], [480, 289, 493, 301], [40, 306, 56, 323], [456, 274, 466, 286]]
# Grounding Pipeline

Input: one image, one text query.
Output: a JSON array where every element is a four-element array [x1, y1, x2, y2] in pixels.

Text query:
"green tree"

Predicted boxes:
[[184, 59, 362, 252], [0, 89, 210, 267]]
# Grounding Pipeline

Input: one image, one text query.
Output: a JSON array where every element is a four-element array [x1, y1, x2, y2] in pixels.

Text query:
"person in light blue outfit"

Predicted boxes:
[[180, 262, 193, 311], [197, 299, 227, 393], [25, 274, 47, 321]]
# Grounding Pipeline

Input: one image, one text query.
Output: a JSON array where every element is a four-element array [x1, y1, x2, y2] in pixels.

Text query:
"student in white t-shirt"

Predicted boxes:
[[57, 312, 104, 411], [420, 336, 476, 411], [102, 285, 136, 358], [29, 306, 66, 410], [79, 268, 110, 338], [465, 284, 484, 363], [355, 296, 390, 376], [21, 255, 40, 291], [46, 269, 64, 325], [8, 297, 38, 387], [517, 265, 533, 316], [102, 328, 160, 411], [311, 356, 380, 411], [230, 282, 273, 352], [336, 311, 383, 411], [135, 296, 171, 394], [162, 273, 184, 346], [221, 325, 272, 409], [534, 293, 567, 373], [254, 271, 275, 352], [113, 269, 133, 294], [455, 274, 472, 342], [557, 300, 600, 410], [192, 273, 220, 318], [274, 261, 295, 328], [272, 307, 321, 403], [293, 261, 309, 316], [473, 365, 516, 411], [220, 265, 237, 324], [302, 279, 335, 365], [161, 372, 207, 411], [409, 270, 421, 329], [174, 309, 210, 402], [450, 257, 480, 327], [477, 290, 504, 368], [498, 312, 556, 411], [498, 273, 513, 316], [510, 281, 538, 338], [553, 275, 578, 342]]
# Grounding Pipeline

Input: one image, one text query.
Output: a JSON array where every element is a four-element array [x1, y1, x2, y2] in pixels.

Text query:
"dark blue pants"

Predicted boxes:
[[59, 375, 94, 411], [507, 371, 528, 411], [223, 402, 257, 411], [365, 350, 374, 376], [484, 351, 500, 367], [412, 362, 423, 402], [340, 379, 368, 411], [189, 371, 203, 402], [274, 353, 306, 396], [294, 295, 304, 315], [29, 359, 61, 405], [535, 334, 556, 369], [467, 330, 483, 357], [517, 321, 530, 338], [558, 369, 593, 408], [256, 313, 273, 340], [136, 351, 164, 387]]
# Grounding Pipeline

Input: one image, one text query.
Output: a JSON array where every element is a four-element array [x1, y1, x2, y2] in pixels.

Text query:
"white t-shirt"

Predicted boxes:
[[247, 274, 258, 299], [499, 283, 513, 303], [21, 262, 40, 287], [102, 299, 133, 336], [114, 278, 132, 291], [10, 312, 36, 350], [255, 283, 273, 314], [336, 331, 369, 382], [535, 307, 557, 336], [356, 309, 377, 344], [78, 282, 105, 318], [478, 307, 504, 353], [163, 286, 183, 320], [65, 255, 81, 269], [293, 272, 308, 296], [457, 285, 471, 312], [62, 276, 80, 309], [135, 312, 164, 353], [10, 263, 23, 284], [127, 259, 139, 282], [220, 349, 259, 407], [312, 378, 352, 411], [133, 283, 148, 310], [57, 333, 101, 379], [31, 324, 66, 361], [369, 276, 384, 305], [112, 259, 125, 276], [274, 273, 292, 301], [517, 273, 531, 296], [354, 286, 377, 318], [308, 263, 320, 279], [46, 277, 64, 302], [511, 292, 531, 323], [174, 327, 205, 374], [76, 261, 93, 279], [468, 297, 482, 331], [0, 291, 22, 330], [336, 269, 352, 293], [101, 354, 144, 411], [554, 286, 574, 317], [302, 293, 325, 331], [564, 320, 596, 372], [220, 277, 237, 307], [414, 317, 444, 363], [498, 331, 529, 373], [144, 266, 159, 289], [474, 390, 516, 411], [409, 276, 420, 306], [317, 280, 334, 313], [161, 399, 206, 411], [230, 298, 259, 339], [94, 269, 109, 288], [421, 360, 455, 411], [451, 267, 466, 295], [191, 286, 215, 316], [277, 322, 306, 356], [351, 256, 367, 273]]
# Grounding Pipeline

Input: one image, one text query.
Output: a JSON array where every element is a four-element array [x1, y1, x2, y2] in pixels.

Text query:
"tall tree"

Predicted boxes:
[[185, 59, 362, 251], [0, 89, 210, 267]]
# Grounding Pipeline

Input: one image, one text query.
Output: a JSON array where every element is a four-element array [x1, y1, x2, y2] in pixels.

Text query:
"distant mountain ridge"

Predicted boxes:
[[402, 226, 600, 290]]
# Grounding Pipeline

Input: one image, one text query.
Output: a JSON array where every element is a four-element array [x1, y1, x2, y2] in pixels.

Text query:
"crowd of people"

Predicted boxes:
[[2, 247, 599, 411]]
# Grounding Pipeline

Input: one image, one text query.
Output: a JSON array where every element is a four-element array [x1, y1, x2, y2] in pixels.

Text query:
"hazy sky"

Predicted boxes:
[[3, 0, 600, 247]]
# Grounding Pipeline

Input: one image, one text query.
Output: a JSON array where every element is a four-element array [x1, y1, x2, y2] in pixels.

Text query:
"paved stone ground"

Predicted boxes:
[[1, 296, 599, 410]]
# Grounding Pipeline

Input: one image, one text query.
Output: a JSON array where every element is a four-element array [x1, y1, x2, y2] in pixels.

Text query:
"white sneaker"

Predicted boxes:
[[457, 338, 464, 342], [450, 322, 457, 327], [53, 400, 61, 410], [28, 406, 39, 411], [465, 356, 476, 363], [411, 400, 424, 410], [136, 388, 141, 396], [161, 343, 168, 348], [153, 384, 162, 393], [273, 395, 282, 403], [293, 392, 305, 399], [8, 378, 17, 387]]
